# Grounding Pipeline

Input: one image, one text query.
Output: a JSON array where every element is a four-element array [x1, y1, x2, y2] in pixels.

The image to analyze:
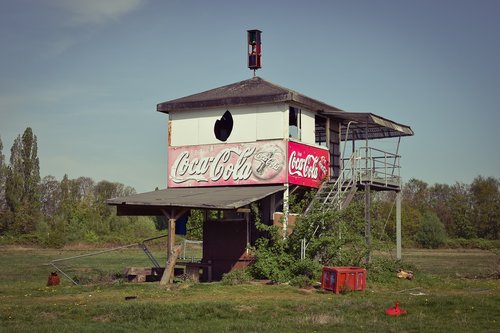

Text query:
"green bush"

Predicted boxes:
[[444, 238, 500, 250], [221, 269, 252, 285], [289, 275, 313, 288], [415, 211, 447, 248], [289, 258, 321, 281]]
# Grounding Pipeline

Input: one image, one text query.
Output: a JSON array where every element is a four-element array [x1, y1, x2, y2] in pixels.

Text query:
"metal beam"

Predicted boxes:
[[396, 191, 402, 260]]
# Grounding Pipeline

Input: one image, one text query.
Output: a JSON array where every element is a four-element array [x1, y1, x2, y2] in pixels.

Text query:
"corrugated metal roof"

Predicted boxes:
[[107, 185, 285, 216]]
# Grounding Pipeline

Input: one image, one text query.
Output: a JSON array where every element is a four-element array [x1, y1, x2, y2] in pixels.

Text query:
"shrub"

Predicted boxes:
[[415, 211, 447, 248], [289, 275, 313, 288], [249, 242, 294, 282], [221, 269, 252, 285], [444, 238, 500, 250], [289, 258, 321, 281]]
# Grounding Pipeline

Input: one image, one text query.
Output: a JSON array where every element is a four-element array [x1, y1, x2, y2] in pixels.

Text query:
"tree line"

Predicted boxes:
[[0, 128, 158, 246], [396, 176, 499, 246], [0, 128, 498, 248]]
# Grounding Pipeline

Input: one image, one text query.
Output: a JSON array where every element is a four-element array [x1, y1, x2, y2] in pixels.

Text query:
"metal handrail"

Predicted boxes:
[[344, 147, 401, 188]]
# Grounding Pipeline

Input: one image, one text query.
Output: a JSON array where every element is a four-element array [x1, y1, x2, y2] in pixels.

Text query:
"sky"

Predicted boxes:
[[1, 0, 499, 193]]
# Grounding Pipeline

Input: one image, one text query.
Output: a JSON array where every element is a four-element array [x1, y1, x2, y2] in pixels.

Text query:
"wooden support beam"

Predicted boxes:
[[160, 245, 181, 285], [167, 218, 176, 262], [158, 207, 187, 285]]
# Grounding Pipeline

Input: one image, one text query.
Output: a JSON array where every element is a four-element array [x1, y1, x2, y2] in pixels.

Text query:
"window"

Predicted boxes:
[[289, 106, 301, 140], [315, 115, 327, 146]]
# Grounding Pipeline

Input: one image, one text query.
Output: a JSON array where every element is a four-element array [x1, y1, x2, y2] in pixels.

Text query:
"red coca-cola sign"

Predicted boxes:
[[168, 140, 329, 188], [287, 141, 329, 188], [168, 140, 287, 187]]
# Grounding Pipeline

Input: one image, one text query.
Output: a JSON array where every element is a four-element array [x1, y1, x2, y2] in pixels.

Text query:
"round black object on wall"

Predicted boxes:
[[214, 110, 233, 142]]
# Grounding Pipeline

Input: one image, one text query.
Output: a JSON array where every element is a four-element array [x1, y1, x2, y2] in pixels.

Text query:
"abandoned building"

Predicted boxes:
[[107, 30, 413, 283]]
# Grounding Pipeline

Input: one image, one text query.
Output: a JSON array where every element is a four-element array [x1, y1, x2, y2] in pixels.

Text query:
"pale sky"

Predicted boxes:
[[1, 0, 499, 193]]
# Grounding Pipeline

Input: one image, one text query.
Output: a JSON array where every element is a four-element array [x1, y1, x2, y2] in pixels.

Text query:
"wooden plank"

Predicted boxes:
[[160, 245, 182, 285]]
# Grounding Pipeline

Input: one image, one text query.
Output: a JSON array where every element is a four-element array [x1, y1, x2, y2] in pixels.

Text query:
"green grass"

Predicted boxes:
[[0, 246, 498, 332]]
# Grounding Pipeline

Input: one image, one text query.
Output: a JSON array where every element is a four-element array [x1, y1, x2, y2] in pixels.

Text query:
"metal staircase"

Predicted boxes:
[[305, 152, 360, 215], [299, 147, 402, 259]]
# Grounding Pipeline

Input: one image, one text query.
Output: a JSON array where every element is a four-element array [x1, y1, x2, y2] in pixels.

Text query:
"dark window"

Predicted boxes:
[[214, 110, 233, 142], [289, 107, 301, 139], [315, 115, 327, 146]]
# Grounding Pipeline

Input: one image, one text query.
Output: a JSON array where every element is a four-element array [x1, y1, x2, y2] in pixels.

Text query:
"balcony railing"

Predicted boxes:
[[341, 147, 401, 189]]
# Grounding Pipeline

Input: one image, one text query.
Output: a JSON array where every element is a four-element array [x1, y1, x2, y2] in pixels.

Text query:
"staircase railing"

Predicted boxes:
[[300, 152, 360, 258], [305, 151, 359, 214]]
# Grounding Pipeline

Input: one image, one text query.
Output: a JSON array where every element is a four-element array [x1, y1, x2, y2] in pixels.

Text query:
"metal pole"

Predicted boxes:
[[396, 191, 402, 260], [365, 184, 371, 264], [364, 119, 371, 264]]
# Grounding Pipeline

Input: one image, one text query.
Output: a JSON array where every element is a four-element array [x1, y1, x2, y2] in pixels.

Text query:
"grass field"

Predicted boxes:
[[0, 246, 498, 332]]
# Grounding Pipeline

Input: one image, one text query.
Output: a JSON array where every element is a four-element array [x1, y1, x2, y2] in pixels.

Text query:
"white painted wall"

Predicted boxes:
[[169, 103, 288, 147], [168, 103, 318, 147]]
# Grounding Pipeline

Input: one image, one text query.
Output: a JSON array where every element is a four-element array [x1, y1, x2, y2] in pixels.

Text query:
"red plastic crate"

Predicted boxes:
[[321, 266, 366, 294]]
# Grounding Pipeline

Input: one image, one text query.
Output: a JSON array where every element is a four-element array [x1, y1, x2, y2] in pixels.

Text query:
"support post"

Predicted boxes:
[[167, 218, 176, 262], [160, 218, 177, 285], [282, 184, 289, 239], [159, 208, 187, 285], [364, 184, 371, 264], [396, 191, 402, 260]]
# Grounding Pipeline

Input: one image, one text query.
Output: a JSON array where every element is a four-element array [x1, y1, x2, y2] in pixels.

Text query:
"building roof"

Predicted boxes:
[[157, 76, 413, 140], [157, 76, 343, 114], [107, 185, 285, 216]]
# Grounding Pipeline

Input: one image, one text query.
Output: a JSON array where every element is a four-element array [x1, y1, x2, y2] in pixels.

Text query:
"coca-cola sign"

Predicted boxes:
[[168, 140, 329, 188], [287, 141, 329, 188], [168, 140, 286, 187]]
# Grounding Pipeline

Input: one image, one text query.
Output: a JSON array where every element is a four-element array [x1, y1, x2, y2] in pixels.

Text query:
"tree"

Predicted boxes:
[[4, 128, 41, 234], [0, 136, 7, 233], [448, 182, 475, 239], [470, 176, 499, 239], [429, 183, 453, 235], [0, 136, 6, 209], [402, 178, 429, 210], [40, 175, 61, 219]]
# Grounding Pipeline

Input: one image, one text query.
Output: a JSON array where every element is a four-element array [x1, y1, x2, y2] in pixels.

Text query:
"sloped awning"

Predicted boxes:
[[319, 111, 414, 140], [107, 185, 286, 216]]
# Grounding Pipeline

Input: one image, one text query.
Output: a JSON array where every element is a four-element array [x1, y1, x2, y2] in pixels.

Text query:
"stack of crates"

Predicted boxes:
[[321, 266, 366, 294]]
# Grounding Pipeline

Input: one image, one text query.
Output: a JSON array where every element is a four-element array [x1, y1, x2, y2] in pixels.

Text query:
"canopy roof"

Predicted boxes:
[[319, 111, 414, 140], [107, 185, 285, 216], [157, 76, 413, 140]]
